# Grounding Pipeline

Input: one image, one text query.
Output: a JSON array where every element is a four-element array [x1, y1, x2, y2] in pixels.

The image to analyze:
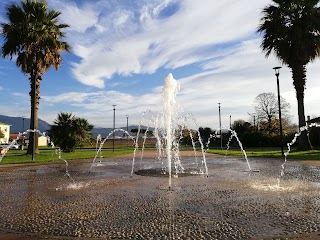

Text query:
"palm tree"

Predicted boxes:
[[257, 0, 320, 150], [49, 112, 76, 153], [74, 117, 94, 147], [48, 113, 93, 152], [1, 0, 70, 158]]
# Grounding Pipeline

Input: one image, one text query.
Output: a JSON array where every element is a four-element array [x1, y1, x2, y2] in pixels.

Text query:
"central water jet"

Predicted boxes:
[[162, 73, 180, 189]]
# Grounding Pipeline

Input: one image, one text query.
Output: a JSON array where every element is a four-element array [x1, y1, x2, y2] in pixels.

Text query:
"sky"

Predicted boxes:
[[0, 0, 319, 131]]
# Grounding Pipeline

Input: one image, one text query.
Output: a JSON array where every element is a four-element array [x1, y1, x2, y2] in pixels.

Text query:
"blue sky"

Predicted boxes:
[[0, 0, 319, 130]]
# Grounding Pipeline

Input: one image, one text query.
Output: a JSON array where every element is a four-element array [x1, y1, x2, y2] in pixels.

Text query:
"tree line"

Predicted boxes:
[[42, 108, 320, 152], [185, 91, 319, 149]]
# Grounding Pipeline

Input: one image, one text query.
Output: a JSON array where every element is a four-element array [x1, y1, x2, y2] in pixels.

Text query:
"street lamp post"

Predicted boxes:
[[112, 105, 116, 152], [218, 103, 222, 150], [229, 115, 231, 129], [126, 115, 129, 147], [273, 66, 284, 157], [248, 113, 256, 131], [22, 116, 25, 132], [21, 116, 25, 150]]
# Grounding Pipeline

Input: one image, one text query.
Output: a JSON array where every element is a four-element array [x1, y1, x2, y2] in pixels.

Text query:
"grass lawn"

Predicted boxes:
[[207, 148, 320, 161], [1, 145, 320, 165], [0, 147, 133, 165]]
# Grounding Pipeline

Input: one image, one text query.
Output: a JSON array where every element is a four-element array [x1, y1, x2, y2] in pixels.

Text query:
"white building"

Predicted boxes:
[[0, 122, 11, 144], [38, 135, 49, 147]]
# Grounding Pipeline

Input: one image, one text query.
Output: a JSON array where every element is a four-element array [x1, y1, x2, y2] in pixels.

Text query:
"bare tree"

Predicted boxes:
[[254, 92, 290, 135]]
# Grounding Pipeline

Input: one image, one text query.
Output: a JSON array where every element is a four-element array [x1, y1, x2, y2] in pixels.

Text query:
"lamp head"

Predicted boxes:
[[273, 66, 282, 75]]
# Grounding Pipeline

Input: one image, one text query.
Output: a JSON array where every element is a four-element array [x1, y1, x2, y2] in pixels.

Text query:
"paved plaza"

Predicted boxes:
[[0, 151, 319, 239]]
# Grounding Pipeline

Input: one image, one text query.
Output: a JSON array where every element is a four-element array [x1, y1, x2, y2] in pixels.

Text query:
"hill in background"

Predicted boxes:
[[0, 115, 147, 138], [0, 115, 50, 133]]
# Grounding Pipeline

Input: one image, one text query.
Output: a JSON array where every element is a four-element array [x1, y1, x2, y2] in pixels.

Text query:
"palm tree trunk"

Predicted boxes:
[[292, 64, 313, 150], [27, 74, 40, 156]]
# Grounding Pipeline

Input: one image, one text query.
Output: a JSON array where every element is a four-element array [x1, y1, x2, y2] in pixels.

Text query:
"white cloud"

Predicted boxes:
[[173, 38, 319, 128], [38, 36, 320, 128], [52, 0, 270, 88], [40, 89, 163, 127], [57, 1, 99, 33]]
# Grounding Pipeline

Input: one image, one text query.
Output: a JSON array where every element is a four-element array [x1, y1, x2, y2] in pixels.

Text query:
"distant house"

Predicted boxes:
[[9, 134, 23, 142], [38, 136, 49, 147], [307, 116, 320, 125], [0, 122, 11, 144], [10, 134, 49, 147]]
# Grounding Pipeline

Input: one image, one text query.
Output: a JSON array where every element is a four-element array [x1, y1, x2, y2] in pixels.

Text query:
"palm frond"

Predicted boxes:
[[1, 0, 70, 75]]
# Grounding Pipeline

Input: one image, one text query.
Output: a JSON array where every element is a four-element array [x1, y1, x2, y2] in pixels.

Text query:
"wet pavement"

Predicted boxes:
[[0, 152, 319, 239]]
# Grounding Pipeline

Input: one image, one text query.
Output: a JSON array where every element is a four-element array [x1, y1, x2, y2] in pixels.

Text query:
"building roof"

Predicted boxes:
[[307, 116, 320, 124], [0, 122, 11, 126], [10, 134, 23, 140]]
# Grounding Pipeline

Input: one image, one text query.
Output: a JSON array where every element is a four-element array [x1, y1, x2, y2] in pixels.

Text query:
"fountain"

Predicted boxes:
[[0, 127, 320, 239], [0, 75, 320, 239], [130, 73, 208, 189], [277, 123, 320, 184], [91, 128, 135, 168], [204, 127, 257, 172], [0, 129, 57, 163], [0, 129, 75, 183]]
